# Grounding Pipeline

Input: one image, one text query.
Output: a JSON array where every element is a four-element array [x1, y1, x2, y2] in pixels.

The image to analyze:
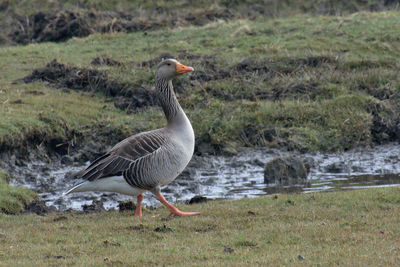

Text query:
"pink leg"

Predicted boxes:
[[155, 193, 200, 217], [134, 194, 143, 217]]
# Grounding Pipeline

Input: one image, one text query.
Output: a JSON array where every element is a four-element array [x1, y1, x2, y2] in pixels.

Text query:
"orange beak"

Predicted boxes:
[[176, 62, 194, 75]]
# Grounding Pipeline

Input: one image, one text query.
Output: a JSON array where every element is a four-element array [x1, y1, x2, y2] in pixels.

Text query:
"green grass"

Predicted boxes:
[[2, 10, 399, 152], [2, 0, 395, 16], [0, 187, 399, 266], [3, 0, 395, 47], [0, 169, 37, 214]]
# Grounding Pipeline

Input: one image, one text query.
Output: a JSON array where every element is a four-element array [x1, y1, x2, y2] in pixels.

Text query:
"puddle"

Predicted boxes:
[[307, 174, 400, 192], [9, 144, 400, 211]]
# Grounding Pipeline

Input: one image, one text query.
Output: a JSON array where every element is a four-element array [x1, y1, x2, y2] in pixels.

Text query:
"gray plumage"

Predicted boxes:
[[65, 58, 195, 197]]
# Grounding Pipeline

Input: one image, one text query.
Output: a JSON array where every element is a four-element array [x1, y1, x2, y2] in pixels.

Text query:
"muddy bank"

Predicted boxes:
[[20, 54, 228, 113], [18, 55, 281, 112], [1, 1, 397, 46], [6, 143, 400, 213], [21, 54, 400, 103], [24, 55, 399, 103], [22, 59, 156, 113], [3, 7, 239, 45], [20, 54, 400, 154]]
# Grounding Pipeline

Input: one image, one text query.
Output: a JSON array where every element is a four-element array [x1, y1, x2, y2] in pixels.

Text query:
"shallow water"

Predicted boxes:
[[10, 144, 400, 211]]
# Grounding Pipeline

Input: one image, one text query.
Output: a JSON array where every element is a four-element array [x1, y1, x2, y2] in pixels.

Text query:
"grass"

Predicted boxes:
[[1, 10, 399, 153], [3, 0, 395, 47], [2, 0, 395, 16], [0, 169, 37, 214], [0, 187, 399, 266]]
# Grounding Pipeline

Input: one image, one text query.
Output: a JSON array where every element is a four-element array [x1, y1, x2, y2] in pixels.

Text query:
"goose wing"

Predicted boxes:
[[77, 130, 166, 189]]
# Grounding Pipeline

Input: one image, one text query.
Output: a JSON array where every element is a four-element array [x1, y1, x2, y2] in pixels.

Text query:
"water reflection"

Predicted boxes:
[[306, 173, 400, 192], [263, 183, 311, 195]]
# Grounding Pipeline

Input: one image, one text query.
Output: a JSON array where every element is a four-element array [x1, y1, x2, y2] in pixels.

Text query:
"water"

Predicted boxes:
[[10, 144, 400, 211], [189, 144, 400, 198]]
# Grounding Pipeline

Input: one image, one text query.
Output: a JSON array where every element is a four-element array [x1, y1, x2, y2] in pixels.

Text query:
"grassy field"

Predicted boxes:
[[0, 10, 399, 154], [1, 0, 396, 49], [0, 187, 399, 266]]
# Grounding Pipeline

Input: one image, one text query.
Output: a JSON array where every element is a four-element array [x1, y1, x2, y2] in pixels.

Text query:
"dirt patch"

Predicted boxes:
[[194, 133, 223, 156], [3, 1, 396, 46], [4, 5, 263, 45], [287, 56, 337, 68], [2, 8, 231, 45], [369, 101, 400, 144], [10, 99, 23, 104], [22, 59, 156, 113], [272, 82, 321, 100], [191, 63, 230, 83], [130, 224, 147, 231], [9, 11, 91, 45], [183, 7, 234, 26], [240, 126, 277, 147], [224, 247, 235, 253], [204, 86, 236, 101], [234, 58, 271, 74], [71, 124, 134, 162], [25, 90, 45, 95], [187, 195, 208, 204], [22, 59, 123, 95], [118, 201, 136, 212], [91, 56, 122, 66], [233, 56, 338, 78], [154, 224, 174, 233], [103, 240, 121, 247], [82, 199, 105, 213], [25, 199, 57, 215], [53, 215, 68, 222], [195, 225, 216, 233]]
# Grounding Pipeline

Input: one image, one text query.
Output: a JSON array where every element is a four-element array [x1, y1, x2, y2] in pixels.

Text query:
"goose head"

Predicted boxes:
[[156, 59, 194, 80]]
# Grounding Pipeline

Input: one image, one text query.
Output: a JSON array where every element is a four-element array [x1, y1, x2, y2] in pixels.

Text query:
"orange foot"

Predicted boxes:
[[155, 193, 200, 217]]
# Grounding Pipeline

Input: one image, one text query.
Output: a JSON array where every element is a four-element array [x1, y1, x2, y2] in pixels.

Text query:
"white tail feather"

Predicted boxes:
[[63, 176, 145, 196], [63, 179, 87, 195]]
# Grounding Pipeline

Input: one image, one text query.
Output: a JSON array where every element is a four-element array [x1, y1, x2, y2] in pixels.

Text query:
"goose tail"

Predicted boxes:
[[63, 179, 87, 195]]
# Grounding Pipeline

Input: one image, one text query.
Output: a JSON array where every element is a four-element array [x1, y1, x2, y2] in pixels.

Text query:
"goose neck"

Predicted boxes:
[[155, 77, 183, 123]]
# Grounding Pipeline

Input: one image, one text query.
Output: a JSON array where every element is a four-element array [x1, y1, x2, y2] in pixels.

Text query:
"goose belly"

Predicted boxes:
[[74, 176, 145, 196]]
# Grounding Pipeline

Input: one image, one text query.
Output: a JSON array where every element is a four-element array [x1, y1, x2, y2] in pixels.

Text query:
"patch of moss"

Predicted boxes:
[[0, 169, 37, 214], [0, 169, 10, 183]]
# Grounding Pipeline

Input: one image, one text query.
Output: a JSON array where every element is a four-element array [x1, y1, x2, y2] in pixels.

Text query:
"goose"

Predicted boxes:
[[65, 58, 199, 217]]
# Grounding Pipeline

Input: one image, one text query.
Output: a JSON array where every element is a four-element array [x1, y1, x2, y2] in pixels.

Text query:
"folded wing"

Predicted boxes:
[[76, 130, 166, 190]]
